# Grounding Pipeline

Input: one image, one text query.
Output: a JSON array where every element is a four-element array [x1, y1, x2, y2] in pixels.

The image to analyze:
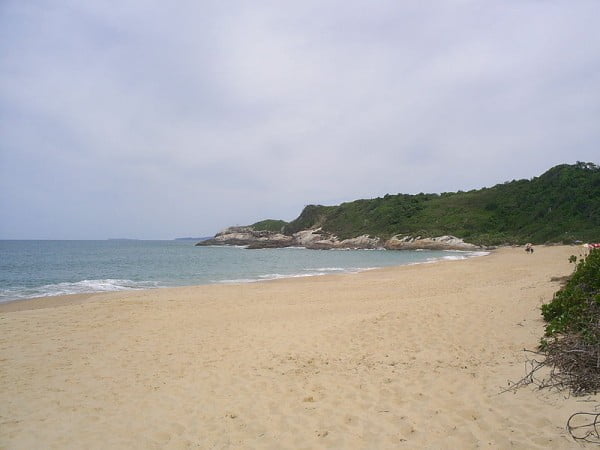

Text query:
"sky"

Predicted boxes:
[[1, 0, 599, 239]]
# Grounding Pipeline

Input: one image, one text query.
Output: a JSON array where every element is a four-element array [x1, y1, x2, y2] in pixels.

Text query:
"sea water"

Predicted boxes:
[[0, 240, 488, 302]]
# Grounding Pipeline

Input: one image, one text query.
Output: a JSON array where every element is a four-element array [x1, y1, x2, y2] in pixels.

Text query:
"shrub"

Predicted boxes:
[[542, 249, 600, 339], [539, 248, 600, 394]]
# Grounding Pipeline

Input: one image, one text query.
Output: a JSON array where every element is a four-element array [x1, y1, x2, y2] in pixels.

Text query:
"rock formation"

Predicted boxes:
[[384, 235, 480, 251], [199, 227, 294, 248], [197, 227, 482, 251]]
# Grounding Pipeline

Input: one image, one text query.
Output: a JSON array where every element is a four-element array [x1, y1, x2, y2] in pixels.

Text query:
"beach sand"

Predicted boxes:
[[1, 245, 596, 448]]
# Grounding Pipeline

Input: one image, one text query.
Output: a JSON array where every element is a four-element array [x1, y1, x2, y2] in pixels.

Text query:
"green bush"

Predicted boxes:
[[536, 249, 600, 394], [542, 249, 600, 339]]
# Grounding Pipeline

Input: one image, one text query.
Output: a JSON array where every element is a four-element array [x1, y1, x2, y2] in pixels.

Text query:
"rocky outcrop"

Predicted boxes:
[[384, 235, 480, 251], [293, 229, 383, 250], [292, 228, 335, 248], [338, 235, 383, 249], [197, 227, 481, 251], [197, 227, 382, 250], [197, 226, 294, 248]]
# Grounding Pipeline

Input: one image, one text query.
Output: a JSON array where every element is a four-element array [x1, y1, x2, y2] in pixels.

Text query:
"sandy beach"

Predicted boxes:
[[0, 245, 596, 448]]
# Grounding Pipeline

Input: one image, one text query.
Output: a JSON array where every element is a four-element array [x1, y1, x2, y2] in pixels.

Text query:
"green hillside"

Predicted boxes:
[[250, 219, 288, 233], [264, 162, 599, 245]]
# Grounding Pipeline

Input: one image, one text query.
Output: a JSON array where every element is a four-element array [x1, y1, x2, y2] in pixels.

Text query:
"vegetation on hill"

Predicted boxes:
[[250, 219, 288, 233], [273, 162, 599, 245]]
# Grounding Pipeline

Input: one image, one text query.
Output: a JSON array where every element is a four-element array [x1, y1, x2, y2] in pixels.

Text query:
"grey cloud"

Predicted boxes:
[[1, 0, 599, 238]]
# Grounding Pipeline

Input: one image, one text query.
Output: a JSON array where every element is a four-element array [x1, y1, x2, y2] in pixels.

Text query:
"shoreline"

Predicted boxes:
[[1, 245, 595, 448], [0, 248, 491, 312]]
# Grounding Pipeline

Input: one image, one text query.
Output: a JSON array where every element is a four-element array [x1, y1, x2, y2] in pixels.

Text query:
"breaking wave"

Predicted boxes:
[[216, 267, 376, 284], [0, 279, 162, 302]]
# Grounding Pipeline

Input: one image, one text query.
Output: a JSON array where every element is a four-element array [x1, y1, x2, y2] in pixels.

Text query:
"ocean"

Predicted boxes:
[[0, 240, 488, 302]]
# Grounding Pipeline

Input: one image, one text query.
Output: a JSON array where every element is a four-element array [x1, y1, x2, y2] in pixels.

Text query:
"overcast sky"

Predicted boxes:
[[1, 1, 599, 239]]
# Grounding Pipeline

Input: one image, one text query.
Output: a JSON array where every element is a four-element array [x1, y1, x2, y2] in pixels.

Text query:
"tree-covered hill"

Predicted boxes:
[[254, 163, 599, 246]]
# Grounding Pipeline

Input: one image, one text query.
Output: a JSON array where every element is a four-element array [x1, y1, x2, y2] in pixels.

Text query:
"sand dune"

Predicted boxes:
[[1, 245, 596, 448]]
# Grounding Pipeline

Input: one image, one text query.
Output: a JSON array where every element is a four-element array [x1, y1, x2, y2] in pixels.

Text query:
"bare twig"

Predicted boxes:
[[567, 412, 600, 444]]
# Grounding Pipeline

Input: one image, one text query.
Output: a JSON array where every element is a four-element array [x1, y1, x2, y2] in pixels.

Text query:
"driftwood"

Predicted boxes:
[[505, 339, 600, 393], [543, 334, 600, 395], [567, 411, 600, 444], [504, 334, 600, 443]]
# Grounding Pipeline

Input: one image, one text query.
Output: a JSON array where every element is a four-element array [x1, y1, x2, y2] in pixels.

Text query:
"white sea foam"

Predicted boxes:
[[215, 266, 376, 284], [304, 267, 375, 274], [440, 255, 468, 261], [215, 278, 262, 284], [259, 273, 317, 279], [444, 250, 490, 257], [416, 250, 491, 265], [215, 273, 316, 284], [0, 279, 161, 302], [466, 251, 491, 257]]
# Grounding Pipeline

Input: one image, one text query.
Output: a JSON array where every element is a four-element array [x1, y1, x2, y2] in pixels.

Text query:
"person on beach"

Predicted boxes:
[[525, 243, 534, 254]]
